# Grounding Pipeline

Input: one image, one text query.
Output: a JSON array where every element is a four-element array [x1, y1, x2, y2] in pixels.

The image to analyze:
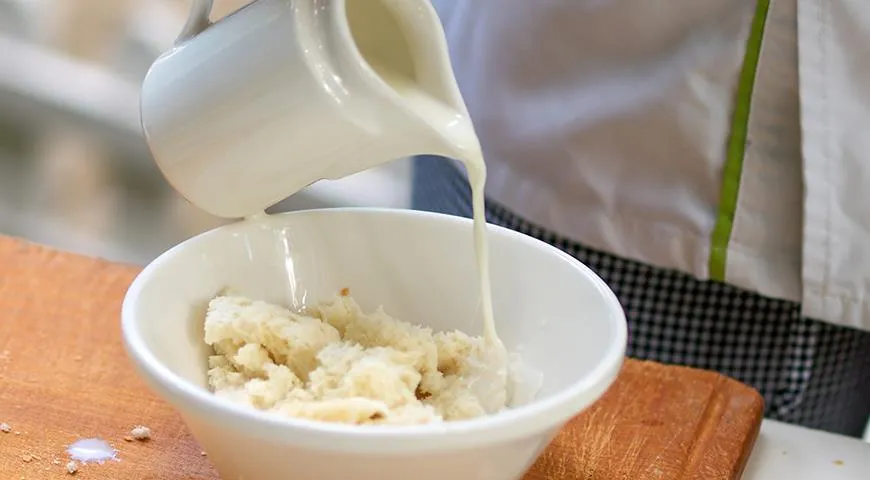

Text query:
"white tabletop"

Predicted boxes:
[[745, 420, 870, 479]]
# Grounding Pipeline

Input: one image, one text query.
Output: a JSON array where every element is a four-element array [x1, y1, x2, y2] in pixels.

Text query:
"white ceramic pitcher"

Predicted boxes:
[[140, 0, 474, 219]]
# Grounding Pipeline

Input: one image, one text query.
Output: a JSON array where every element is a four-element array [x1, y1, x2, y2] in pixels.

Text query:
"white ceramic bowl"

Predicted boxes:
[[122, 208, 626, 480]]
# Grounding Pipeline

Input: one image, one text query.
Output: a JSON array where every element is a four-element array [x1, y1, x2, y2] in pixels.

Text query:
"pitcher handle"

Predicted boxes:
[[177, 0, 213, 43]]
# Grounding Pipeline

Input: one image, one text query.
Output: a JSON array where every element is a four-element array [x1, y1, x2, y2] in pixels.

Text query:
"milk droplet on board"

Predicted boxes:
[[67, 438, 119, 464]]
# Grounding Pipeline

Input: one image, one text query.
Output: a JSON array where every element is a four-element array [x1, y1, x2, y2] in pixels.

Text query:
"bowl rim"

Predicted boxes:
[[121, 207, 627, 453]]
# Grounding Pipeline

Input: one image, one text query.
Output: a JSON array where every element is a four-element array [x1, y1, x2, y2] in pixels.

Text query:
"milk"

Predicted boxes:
[[349, 0, 508, 382], [364, 71, 510, 410]]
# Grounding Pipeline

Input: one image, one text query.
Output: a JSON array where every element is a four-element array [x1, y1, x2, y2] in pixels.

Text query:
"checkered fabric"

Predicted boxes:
[[412, 155, 870, 438]]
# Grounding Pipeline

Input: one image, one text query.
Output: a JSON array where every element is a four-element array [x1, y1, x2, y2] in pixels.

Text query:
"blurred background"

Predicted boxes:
[[0, 0, 412, 265]]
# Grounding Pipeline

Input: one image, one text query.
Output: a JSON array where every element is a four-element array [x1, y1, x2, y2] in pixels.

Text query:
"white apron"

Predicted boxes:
[[796, 0, 870, 330], [431, 0, 870, 332]]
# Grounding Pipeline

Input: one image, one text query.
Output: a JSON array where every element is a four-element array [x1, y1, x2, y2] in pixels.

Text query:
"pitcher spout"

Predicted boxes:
[[339, 0, 480, 160]]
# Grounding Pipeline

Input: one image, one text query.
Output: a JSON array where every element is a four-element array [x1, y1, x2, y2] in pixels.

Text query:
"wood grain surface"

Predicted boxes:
[[0, 236, 764, 479]]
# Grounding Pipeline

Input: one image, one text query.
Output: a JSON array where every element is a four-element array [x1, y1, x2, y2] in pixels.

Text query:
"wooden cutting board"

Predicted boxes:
[[0, 236, 764, 479]]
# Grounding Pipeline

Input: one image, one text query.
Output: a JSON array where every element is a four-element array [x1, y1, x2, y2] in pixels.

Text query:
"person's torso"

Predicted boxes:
[[431, 0, 870, 331]]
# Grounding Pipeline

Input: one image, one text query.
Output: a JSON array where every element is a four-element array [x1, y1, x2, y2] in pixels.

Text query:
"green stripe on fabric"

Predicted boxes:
[[709, 0, 771, 282]]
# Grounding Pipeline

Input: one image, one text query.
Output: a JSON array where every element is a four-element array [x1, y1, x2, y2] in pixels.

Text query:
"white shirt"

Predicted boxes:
[[431, 0, 870, 332]]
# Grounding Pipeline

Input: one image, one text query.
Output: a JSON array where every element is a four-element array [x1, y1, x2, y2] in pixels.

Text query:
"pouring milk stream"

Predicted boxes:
[[141, 0, 509, 407]]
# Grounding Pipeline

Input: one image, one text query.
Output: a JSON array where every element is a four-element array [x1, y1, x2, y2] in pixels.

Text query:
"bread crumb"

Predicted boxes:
[[833, 459, 844, 466], [123, 436, 133, 442], [13, 431, 20, 435], [204, 294, 512, 425], [339, 287, 350, 297], [66, 460, 78, 474], [21, 454, 33, 463], [130, 425, 151, 440], [0, 423, 10, 433], [200, 451, 207, 456], [53, 458, 61, 465]]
